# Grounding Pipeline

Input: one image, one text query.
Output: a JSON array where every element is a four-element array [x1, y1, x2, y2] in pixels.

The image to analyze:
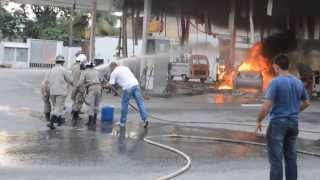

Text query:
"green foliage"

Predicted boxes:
[[29, 5, 70, 44], [72, 14, 89, 43], [0, 7, 20, 40], [0, 4, 120, 44], [97, 12, 119, 36]]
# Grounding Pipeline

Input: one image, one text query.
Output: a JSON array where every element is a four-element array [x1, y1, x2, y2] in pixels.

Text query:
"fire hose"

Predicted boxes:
[[108, 86, 320, 180]]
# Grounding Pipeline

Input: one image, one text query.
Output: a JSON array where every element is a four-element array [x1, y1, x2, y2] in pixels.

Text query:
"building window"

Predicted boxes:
[[3, 47, 28, 63], [4, 47, 15, 62], [16, 48, 28, 62]]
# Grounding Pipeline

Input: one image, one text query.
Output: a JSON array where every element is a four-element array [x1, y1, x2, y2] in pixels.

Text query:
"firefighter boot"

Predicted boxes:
[[45, 112, 50, 122], [86, 116, 94, 126], [47, 115, 57, 130], [57, 116, 65, 126], [93, 113, 97, 126], [72, 111, 79, 126]]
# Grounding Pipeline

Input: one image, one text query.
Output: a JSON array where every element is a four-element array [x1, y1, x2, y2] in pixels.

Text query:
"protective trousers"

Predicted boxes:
[[71, 86, 86, 112], [86, 86, 102, 116], [42, 95, 51, 114], [50, 95, 66, 117]]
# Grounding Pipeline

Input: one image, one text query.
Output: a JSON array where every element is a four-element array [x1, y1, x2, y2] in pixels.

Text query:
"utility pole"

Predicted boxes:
[[122, 6, 128, 57], [249, 0, 255, 44], [89, 0, 97, 62], [68, 1, 75, 47], [303, 17, 309, 40], [141, 0, 152, 55], [315, 17, 320, 40], [228, 0, 236, 70]]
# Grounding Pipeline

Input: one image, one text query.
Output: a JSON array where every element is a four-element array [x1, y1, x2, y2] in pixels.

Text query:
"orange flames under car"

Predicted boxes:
[[218, 43, 274, 91]]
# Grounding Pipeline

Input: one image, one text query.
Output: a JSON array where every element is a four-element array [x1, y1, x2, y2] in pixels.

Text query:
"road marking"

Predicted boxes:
[[241, 104, 262, 107]]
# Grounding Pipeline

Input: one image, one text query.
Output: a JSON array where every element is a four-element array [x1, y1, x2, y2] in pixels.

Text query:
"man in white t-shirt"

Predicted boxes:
[[107, 62, 148, 128]]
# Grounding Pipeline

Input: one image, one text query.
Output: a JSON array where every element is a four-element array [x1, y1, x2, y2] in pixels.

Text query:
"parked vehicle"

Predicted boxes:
[[169, 54, 210, 83]]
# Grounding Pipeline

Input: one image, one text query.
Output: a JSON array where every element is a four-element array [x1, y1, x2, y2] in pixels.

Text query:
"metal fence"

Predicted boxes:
[[29, 63, 54, 69]]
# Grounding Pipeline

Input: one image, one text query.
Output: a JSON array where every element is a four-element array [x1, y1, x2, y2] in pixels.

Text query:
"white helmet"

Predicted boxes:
[[85, 62, 95, 68], [55, 55, 65, 63], [76, 54, 87, 63]]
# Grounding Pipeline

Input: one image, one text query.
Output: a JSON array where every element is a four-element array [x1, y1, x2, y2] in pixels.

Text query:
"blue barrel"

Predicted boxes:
[[101, 106, 114, 123]]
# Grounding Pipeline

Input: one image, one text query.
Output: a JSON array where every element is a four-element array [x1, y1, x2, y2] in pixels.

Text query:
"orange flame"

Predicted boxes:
[[218, 43, 274, 91]]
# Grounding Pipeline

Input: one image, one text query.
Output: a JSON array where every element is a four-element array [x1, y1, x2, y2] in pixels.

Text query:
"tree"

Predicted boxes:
[[97, 11, 119, 36], [29, 5, 90, 45], [72, 14, 89, 44], [12, 4, 35, 40], [0, 6, 20, 40], [30, 5, 69, 42], [1, 3, 118, 45]]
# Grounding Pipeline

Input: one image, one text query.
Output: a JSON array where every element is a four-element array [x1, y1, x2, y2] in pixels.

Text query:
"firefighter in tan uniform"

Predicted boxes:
[[70, 54, 87, 126], [77, 62, 102, 127], [47, 55, 73, 129]]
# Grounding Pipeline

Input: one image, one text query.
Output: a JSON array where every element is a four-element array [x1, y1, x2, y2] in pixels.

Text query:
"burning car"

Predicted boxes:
[[218, 43, 274, 91], [233, 71, 263, 92]]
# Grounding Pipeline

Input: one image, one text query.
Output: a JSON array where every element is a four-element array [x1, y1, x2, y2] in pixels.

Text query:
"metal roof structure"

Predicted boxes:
[[11, 0, 114, 11]]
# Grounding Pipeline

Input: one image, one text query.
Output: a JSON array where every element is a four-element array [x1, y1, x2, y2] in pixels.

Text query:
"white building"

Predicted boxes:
[[0, 39, 80, 69]]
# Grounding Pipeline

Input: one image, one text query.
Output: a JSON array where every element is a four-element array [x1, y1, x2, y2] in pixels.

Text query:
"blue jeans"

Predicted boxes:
[[267, 119, 299, 180], [120, 86, 148, 124]]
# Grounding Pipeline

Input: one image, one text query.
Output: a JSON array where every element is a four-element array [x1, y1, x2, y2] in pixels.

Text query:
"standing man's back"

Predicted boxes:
[[267, 75, 308, 121], [256, 54, 310, 180], [110, 66, 139, 90]]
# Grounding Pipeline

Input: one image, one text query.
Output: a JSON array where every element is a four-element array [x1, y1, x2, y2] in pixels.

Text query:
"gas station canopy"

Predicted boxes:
[[11, 0, 114, 11]]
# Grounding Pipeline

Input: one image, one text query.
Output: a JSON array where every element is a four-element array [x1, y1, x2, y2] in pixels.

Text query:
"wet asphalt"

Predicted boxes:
[[0, 69, 319, 180]]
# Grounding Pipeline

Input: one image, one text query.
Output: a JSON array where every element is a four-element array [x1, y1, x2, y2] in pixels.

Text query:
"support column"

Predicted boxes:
[[131, 7, 135, 56], [303, 17, 309, 40], [295, 17, 302, 39], [249, 0, 255, 44], [314, 17, 320, 40], [122, 7, 128, 57], [135, 9, 140, 45], [286, 16, 291, 30], [89, 0, 97, 62], [141, 0, 152, 55], [260, 25, 264, 41], [117, 27, 122, 58], [140, 0, 152, 88], [228, 0, 236, 70], [267, 0, 273, 16]]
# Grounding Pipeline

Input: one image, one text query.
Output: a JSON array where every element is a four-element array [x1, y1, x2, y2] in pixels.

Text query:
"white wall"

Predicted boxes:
[[56, 41, 64, 57], [0, 42, 3, 65], [95, 36, 142, 64], [0, 41, 29, 68], [0, 40, 81, 69], [63, 46, 82, 69]]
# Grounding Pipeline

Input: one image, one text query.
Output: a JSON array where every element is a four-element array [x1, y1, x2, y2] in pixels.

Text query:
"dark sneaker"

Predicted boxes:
[[45, 113, 51, 122], [47, 123, 56, 130], [119, 122, 126, 127], [57, 117, 65, 126], [86, 116, 94, 126], [143, 121, 149, 128]]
